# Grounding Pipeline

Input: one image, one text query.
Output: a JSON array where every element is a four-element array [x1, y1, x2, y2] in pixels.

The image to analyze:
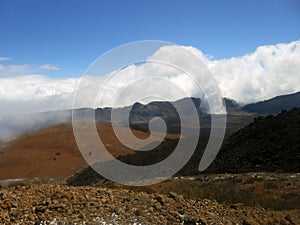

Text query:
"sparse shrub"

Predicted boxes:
[[264, 180, 279, 189]]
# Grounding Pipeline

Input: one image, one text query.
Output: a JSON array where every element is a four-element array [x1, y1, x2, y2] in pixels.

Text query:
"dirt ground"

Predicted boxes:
[[0, 123, 178, 179]]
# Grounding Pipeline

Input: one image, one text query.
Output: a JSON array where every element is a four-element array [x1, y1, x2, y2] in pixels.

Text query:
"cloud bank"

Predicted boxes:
[[0, 40, 299, 118], [0, 75, 78, 118]]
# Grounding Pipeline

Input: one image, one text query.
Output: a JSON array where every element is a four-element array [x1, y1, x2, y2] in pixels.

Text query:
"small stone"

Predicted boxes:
[[9, 209, 21, 217], [78, 213, 85, 219], [158, 215, 166, 223], [198, 218, 207, 225], [154, 203, 162, 210], [34, 220, 41, 225], [2, 200, 12, 209], [169, 191, 184, 202], [148, 207, 154, 213], [242, 220, 252, 225], [135, 209, 142, 216], [178, 209, 184, 215], [230, 203, 243, 210], [285, 214, 295, 225], [50, 203, 66, 210], [35, 206, 46, 213], [156, 195, 165, 205], [183, 216, 196, 225], [280, 219, 288, 225], [88, 202, 95, 207]]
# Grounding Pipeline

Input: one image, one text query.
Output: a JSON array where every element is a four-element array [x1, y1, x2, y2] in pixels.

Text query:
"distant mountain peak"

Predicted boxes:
[[242, 91, 300, 115]]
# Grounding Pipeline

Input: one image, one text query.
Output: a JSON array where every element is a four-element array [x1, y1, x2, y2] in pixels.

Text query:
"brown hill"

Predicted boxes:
[[0, 123, 178, 180]]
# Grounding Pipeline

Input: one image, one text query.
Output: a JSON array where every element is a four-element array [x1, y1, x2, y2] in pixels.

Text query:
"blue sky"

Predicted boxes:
[[0, 0, 299, 78], [0, 0, 300, 140]]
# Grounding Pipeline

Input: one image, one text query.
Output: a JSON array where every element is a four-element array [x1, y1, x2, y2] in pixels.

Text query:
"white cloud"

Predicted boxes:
[[0, 40, 299, 118], [0, 64, 30, 77], [0, 63, 60, 78], [40, 64, 60, 70], [0, 57, 11, 61], [0, 75, 78, 112], [209, 40, 300, 103]]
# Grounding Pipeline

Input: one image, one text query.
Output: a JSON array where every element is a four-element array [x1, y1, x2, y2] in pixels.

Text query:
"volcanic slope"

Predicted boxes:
[[0, 123, 178, 180], [206, 108, 300, 173]]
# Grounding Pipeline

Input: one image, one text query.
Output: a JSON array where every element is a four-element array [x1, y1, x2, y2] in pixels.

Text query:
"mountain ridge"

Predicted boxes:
[[1, 91, 299, 142], [67, 107, 300, 186], [242, 91, 300, 115]]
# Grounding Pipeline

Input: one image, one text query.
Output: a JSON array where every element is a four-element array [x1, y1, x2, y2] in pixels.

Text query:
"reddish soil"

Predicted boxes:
[[0, 123, 178, 180]]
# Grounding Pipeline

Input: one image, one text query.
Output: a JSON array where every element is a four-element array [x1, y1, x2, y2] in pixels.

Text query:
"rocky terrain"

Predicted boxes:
[[206, 108, 300, 173], [1, 177, 300, 225], [1, 96, 300, 224]]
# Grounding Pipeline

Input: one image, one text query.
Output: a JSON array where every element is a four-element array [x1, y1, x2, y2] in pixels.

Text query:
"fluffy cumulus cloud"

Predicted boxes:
[[0, 40, 300, 118], [209, 40, 300, 103], [0, 75, 79, 117]]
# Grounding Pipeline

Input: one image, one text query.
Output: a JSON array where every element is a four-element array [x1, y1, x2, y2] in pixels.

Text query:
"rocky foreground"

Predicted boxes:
[[0, 183, 299, 225]]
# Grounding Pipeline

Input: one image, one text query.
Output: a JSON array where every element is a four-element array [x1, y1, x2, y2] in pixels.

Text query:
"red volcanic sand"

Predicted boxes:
[[0, 123, 178, 180]]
